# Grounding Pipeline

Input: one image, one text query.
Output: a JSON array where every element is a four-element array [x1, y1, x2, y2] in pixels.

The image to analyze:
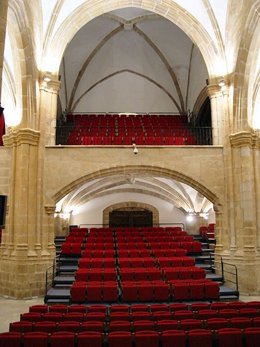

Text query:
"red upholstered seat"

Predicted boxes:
[[188, 329, 212, 347], [34, 321, 57, 333], [77, 331, 103, 347], [244, 327, 260, 346], [50, 331, 75, 347], [57, 321, 81, 333], [161, 330, 186, 347], [0, 332, 21, 347], [23, 332, 49, 347], [134, 330, 159, 347], [217, 328, 243, 347], [9, 321, 33, 333], [133, 320, 156, 332], [109, 320, 132, 332], [108, 331, 132, 347]]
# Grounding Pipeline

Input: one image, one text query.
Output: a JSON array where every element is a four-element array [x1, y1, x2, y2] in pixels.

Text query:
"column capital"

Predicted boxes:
[[44, 205, 56, 215], [3, 128, 40, 147], [230, 131, 259, 148], [40, 74, 61, 94], [207, 84, 222, 98]]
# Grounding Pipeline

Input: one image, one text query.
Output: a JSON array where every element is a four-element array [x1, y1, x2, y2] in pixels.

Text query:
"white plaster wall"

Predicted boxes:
[[187, 47, 208, 112], [74, 71, 176, 112], [70, 192, 187, 226]]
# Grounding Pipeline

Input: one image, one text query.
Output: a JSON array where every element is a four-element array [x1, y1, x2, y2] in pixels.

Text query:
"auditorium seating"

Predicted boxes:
[[65, 113, 197, 146], [4, 300, 260, 347], [64, 225, 218, 303]]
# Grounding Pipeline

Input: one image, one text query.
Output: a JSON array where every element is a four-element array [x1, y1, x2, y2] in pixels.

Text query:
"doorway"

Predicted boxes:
[[109, 209, 153, 227]]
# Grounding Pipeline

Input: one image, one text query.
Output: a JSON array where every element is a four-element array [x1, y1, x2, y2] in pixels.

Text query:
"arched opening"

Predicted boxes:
[[53, 165, 219, 236]]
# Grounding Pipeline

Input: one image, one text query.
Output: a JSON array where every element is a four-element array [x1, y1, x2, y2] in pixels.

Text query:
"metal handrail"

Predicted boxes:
[[213, 255, 239, 293], [45, 255, 61, 296], [222, 261, 239, 293]]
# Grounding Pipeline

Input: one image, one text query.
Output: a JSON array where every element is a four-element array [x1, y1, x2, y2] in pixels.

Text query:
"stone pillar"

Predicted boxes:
[[39, 75, 61, 146], [0, 129, 54, 298], [44, 205, 56, 255], [0, 0, 8, 101], [230, 132, 258, 253], [207, 84, 225, 145], [218, 131, 260, 294]]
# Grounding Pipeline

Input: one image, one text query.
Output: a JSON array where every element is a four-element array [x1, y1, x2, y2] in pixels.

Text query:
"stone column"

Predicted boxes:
[[44, 205, 56, 255], [207, 84, 225, 145], [0, 129, 54, 298], [39, 75, 61, 146], [219, 131, 260, 294], [0, 0, 8, 101], [230, 132, 258, 253]]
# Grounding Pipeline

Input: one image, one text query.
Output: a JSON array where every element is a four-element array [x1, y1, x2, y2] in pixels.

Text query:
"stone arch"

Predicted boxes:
[[103, 201, 159, 226], [44, 0, 222, 79], [232, 1, 260, 132], [7, 0, 38, 128], [53, 165, 222, 213]]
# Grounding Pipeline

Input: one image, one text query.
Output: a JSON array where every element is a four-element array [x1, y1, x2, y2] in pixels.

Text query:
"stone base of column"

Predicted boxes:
[[0, 256, 54, 298], [217, 252, 260, 295]]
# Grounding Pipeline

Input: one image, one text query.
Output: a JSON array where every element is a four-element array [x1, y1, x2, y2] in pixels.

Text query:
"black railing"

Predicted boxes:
[[214, 256, 239, 295], [55, 125, 212, 145], [45, 255, 61, 296]]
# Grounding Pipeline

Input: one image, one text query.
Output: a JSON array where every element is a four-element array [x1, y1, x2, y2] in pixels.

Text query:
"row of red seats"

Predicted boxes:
[[119, 268, 162, 281], [200, 224, 215, 239], [119, 249, 187, 257], [78, 258, 115, 268], [62, 241, 201, 256], [77, 255, 196, 269], [119, 279, 219, 302], [27, 301, 260, 314], [76, 268, 117, 281], [74, 135, 196, 146], [10, 316, 260, 333], [67, 113, 188, 124], [162, 267, 205, 280], [20, 307, 260, 323], [2, 327, 260, 347], [70, 281, 118, 302]]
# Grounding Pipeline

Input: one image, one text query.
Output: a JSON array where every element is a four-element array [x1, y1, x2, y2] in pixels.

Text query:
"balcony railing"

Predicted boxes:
[[56, 125, 212, 146]]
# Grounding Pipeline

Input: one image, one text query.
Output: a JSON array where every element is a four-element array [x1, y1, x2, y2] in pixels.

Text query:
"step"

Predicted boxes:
[[219, 284, 239, 299], [54, 275, 75, 286], [206, 273, 224, 282], [45, 298, 71, 304], [44, 288, 71, 304]]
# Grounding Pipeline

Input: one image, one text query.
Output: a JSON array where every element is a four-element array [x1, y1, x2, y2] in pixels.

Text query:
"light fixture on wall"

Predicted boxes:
[[132, 143, 138, 155]]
